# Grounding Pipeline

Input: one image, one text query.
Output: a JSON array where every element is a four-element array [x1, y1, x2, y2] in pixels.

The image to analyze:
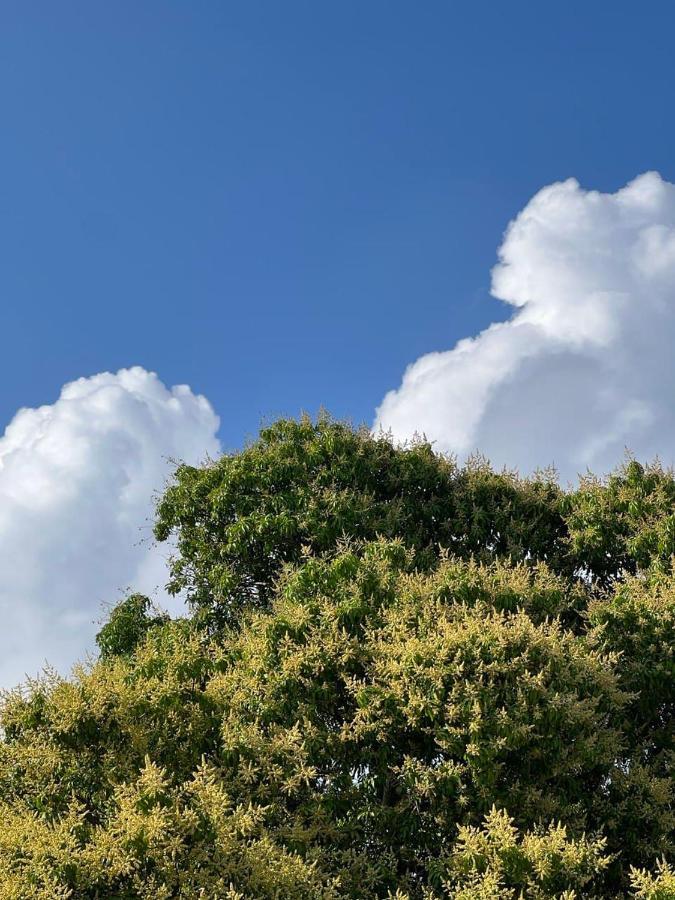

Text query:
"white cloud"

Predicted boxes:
[[375, 172, 675, 481], [0, 367, 219, 688]]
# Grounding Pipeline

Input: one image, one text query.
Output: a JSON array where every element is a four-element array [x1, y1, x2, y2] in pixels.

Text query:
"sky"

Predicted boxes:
[[3, 1, 675, 685]]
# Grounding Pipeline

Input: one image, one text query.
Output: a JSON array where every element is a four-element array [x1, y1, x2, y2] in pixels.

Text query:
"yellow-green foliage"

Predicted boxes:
[[0, 419, 673, 897], [0, 759, 337, 899], [438, 807, 609, 899], [629, 861, 675, 899]]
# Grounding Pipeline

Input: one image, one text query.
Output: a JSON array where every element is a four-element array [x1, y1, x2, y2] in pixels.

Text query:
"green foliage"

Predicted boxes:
[[588, 572, 674, 750], [153, 415, 570, 629], [565, 459, 675, 585], [96, 594, 169, 659], [0, 416, 674, 897], [586, 573, 675, 874]]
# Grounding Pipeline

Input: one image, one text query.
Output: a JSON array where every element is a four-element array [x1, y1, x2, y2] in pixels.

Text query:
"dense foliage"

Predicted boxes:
[[0, 417, 672, 898]]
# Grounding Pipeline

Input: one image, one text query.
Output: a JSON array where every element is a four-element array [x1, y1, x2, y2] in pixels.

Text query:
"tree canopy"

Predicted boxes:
[[0, 416, 672, 898]]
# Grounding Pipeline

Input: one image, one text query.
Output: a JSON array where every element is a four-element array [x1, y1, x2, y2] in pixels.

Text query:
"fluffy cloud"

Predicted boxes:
[[0, 367, 219, 688], [375, 172, 675, 481]]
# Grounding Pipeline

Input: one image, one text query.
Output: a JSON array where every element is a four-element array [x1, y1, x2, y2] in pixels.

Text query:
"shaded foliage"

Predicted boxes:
[[96, 593, 169, 660]]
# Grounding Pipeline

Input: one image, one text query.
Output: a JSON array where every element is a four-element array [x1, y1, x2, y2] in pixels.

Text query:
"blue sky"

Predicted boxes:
[[3, 0, 675, 447], [6, 1, 675, 684]]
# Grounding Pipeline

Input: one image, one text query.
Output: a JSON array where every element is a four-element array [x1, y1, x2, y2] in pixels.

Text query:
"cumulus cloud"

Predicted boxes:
[[0, 367, 219, 688], [375, 171, 675, 481]]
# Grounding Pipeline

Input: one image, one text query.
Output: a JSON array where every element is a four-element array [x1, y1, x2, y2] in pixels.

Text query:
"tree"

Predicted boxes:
[[0, 416, 672, 898], [153, 415, 570, 629], [564, 459, 675, 585]]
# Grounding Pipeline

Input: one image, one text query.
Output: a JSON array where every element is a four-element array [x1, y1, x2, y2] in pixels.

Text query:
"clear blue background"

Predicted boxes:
[[2, 1, 674, 446]]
